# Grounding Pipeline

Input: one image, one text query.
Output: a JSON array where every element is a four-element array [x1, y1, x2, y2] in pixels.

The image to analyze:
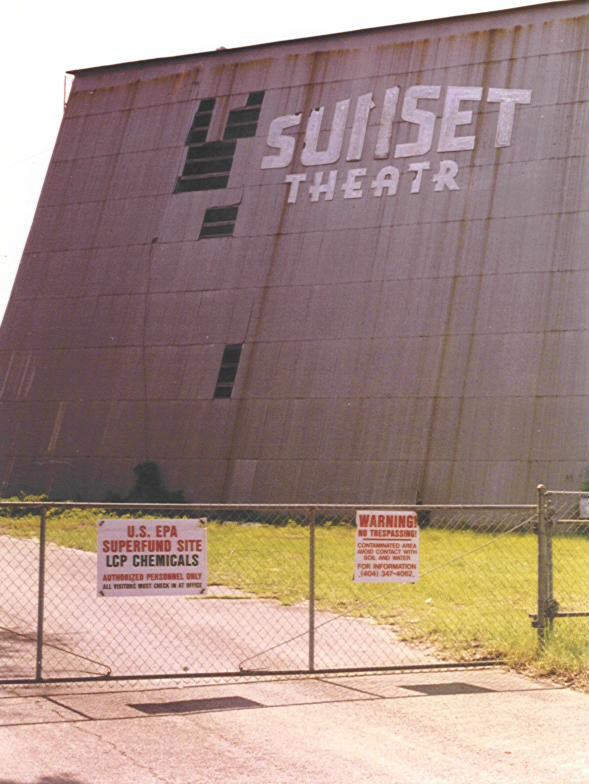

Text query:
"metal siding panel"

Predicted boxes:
[[25, 202, 103, 253], [251, 459, 301, 502], [225, 459, 257, 501], [87, 295, 145, 347], [84, 245, 150, 297], [281, 399, 329, 458], [52, 111, 129, 161], [144, 291, 201, 346], [108, 148, 183, 200], [530, 396, 588, 461], [537, 331, 589, 397], [38, 155, 119, 207], [464, 333, 544, 397], [94, 194, 168, 246], [258, 399, 291, 459], [121, 102, 194, 152], [98, 402, 147, 457], [228, 399, 268, 458]]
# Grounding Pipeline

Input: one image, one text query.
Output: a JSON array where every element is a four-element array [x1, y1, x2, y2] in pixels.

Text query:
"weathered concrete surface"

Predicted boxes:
[[0, 669, 587, 784]]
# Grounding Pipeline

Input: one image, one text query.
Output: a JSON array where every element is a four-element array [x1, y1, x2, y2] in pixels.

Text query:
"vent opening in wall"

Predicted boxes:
[[214, 344, 243, 398], [200, 205, 239, 238], [223, 91, 264, 140], [175, 91, 265, 193]]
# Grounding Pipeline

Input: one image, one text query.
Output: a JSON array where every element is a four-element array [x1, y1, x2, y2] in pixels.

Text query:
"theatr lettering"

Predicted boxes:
[[261, 84, 531, 206]]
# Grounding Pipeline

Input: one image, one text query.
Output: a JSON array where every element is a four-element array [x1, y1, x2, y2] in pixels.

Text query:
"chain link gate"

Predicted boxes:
[[532, 487, 589, 651], [0, 496, 579, 685]]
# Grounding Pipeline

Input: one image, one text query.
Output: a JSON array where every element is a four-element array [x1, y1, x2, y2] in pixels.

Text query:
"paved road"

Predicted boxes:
[[0, 535, 587, 783], [0, 668, 587, 784]]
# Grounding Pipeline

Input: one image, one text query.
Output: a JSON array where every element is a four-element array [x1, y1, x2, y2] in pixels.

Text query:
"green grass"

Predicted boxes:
[[1, 509, 586, 687]]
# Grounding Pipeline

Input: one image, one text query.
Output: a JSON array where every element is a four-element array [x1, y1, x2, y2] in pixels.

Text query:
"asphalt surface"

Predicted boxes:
[[0, 536, 587, 783], [0, 668, 587, 784]]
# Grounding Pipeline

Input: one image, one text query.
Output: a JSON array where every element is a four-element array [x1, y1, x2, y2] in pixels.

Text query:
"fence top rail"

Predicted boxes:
[[0, 501, 537, 512], [546, 490, 587, 497]]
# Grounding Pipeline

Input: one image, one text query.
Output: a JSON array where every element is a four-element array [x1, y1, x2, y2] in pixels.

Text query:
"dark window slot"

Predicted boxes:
[[247, 91, 265, 106], [199, 202, 239, 238], [175, 91, 263, 196], [222, 346, 242, 364], [186, 141, 236, 160], [186, 129, 208, 145], [204, 205, 239, 222], [192, 112, 214, 128], [217, 366, 238, 383], [223, 124, 258, 140], [182, 158, 233, 176], [214, 344, 243, 398], [175, 175, 230, 192], [227, 107, 261, 124], [198, 98, 216, 111], [200, 223, 234, 238]]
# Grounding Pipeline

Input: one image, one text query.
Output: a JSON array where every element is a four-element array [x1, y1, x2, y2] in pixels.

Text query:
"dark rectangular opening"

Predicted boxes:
[[204, 206, 239, 223], [200, 223, 235, 237], [198, 98, 216, 112], [227, 107, 261, 125], [401, 682, 495, 695], [200, 204, 239, 239], [129, 696, 262, 715], [186, 141, 236, 160], [192, 112, 213, 128], [182, 159, 233, 176], [175, 175, 230, 193], [223, 123, 258, 140], [214, 344, 243, 398], [186, 129, 208, 145], [247, 91, 265, 106], [175, 91, 263, 195]]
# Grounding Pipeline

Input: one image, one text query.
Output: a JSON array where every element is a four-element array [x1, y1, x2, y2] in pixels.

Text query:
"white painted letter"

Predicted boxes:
[[302, 100, 350, 166], [342, 168, 366, 199], [262, 114, 302, 169], [432, 160, 460, 191], [371, 166, 400, 197], [309, 170, 337, 201], [395, 85, 441, 158], [375, 87, 400, 159], [408, 161, 431, 194], [346, 93, 375, 161], [487, 88, 532, 147], [437, 86, 482, 152], [285, 174, 307, 203]]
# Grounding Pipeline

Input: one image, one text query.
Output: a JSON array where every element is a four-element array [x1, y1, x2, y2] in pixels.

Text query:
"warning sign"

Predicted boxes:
[[97, 519, 207, 597], [354, 510, 419, 583]]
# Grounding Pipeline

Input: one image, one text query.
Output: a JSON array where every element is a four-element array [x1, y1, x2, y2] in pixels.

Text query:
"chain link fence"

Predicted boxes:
[[0, 495, 585, 685], [533, 488, 589, 658]]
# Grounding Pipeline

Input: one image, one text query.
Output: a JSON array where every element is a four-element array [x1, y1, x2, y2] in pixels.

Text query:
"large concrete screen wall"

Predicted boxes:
[[1, 1, 587, 502]]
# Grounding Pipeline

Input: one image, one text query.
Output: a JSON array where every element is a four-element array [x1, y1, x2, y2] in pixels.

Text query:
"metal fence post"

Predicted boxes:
[[545, 494, 556, 634], [536, 485, 550, 648], [308, 506, 316, 672], [35, 507, 47, 681]]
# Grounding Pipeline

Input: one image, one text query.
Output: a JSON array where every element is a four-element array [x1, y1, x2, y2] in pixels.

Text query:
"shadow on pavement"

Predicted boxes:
[[0, 776, 89, 784]]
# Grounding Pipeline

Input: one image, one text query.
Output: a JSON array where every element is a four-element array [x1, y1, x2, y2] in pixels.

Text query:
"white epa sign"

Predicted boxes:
[[97, 519, 208, 597]]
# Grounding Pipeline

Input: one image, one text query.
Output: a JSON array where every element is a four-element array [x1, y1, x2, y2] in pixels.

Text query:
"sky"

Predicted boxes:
[[0, 0, 557, 323]]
